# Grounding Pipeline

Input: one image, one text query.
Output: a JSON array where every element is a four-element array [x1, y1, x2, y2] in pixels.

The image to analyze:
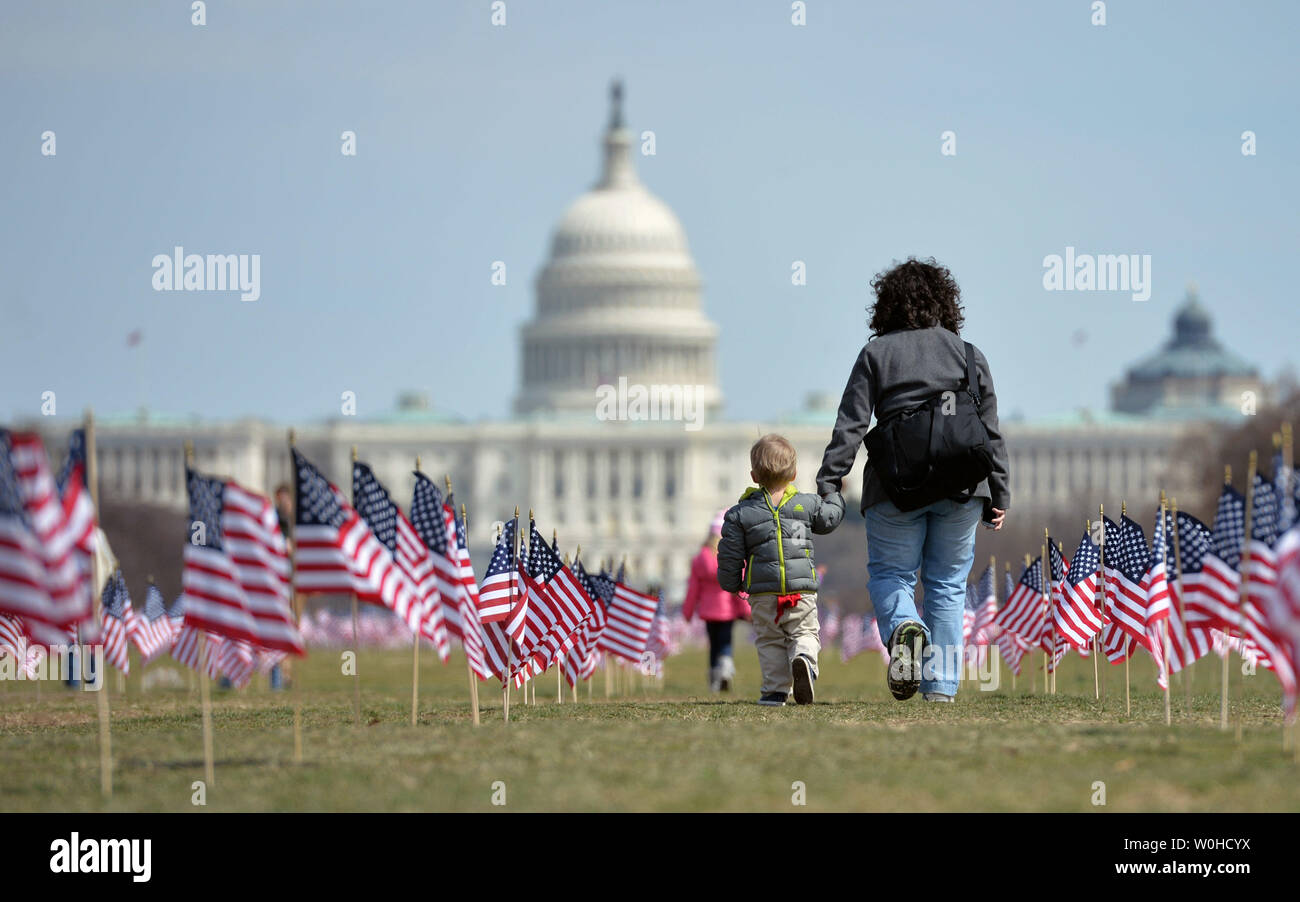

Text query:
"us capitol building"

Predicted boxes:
[[40, 84, 1262, 601]]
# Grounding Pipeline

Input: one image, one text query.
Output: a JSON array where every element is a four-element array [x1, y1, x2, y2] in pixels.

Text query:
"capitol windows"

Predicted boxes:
[[586, 451, 597, 497], [609, 451, 620, 497], [632, 451, 644, 499], [553, 450, 565, 499], [664, 450, 678, 499]]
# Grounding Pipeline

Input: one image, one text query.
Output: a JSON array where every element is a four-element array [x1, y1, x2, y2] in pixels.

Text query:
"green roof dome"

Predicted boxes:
[[1127, 291, 1257, 381]]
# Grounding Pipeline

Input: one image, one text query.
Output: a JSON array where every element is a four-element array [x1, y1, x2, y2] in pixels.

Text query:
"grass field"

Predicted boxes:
[[2, 645, 1297, 812]]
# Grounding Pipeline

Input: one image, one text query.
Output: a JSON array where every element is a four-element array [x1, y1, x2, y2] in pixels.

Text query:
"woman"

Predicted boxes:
[[682, 510, 751, 692], [816, 258, 1009, 703]]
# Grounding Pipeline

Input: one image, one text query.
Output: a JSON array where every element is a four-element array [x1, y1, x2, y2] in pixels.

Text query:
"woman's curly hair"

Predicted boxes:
[[867, 257, 965, 337]]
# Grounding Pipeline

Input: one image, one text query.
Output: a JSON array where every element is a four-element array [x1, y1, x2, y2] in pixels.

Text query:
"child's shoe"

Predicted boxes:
[[718, 655, 735, 692], [708, 666, 722, 693], [791, 654, 816, 705], [757, 692, 787, 706]]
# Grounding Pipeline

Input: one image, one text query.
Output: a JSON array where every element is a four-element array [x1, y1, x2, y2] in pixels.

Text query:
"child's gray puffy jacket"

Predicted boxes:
[[716, 485, 845, 596]]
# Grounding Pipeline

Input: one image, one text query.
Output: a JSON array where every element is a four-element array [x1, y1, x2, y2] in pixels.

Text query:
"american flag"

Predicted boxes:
[[182, 467, 303, 655], [0, 612, 22, 660], [643, 594, 670, 675], [1236, 476, 1295, 697], [1107, 514, 1153, 648], [994, 557, 1046, 644], [1038, 541, 1067, 654], [1267, 524, 1300, 716], [1274, 448, 1297, 534], [598, 572, 660, 664], [1056, 530, 1105, 650], [407, 474, 492, 677], [1181, 484, 1246, 634], [131, 582, 176, 663], [0, 431, 95, 641], [100, 569, 134, 673], [1162, 510, 1215, 674], [961, 582, 976, 645], [972, 564, 999, 645], [477, 516, 520, 623], [352, 461, 443, 651], [292, 448, 417, 633], [563, 558, 609, 684], [995, 628, 1031, 676], [840, 613, 888, 663], [471, 516, 523, 683], [509, 520, 594, 684]]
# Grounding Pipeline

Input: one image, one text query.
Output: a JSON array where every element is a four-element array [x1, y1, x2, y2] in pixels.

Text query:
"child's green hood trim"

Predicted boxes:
[[738, 485, 798, 507]]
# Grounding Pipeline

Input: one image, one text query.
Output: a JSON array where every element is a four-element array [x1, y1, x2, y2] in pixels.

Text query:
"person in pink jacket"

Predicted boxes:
[[682, 510, 752, 692]]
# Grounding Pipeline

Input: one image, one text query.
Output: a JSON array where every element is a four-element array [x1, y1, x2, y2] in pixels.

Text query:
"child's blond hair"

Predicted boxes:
[[750, 434, 797, 490]]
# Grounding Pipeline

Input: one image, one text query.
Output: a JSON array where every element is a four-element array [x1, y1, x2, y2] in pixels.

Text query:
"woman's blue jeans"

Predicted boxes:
[[865, 497, 982, 696]]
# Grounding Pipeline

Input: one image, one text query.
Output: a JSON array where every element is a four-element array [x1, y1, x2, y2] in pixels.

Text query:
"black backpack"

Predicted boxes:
[[863, 341, 994, 512]]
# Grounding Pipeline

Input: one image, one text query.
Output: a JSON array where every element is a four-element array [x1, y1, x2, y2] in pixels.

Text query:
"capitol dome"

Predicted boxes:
[[516, 82, 722, 417], [1111, 287, 1261, 419]]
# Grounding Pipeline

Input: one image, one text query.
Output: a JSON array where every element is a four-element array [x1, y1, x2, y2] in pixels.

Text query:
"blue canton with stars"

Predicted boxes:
[[1112, 514, 1149, 583], [294, 448, 348, 530], [143, 584, 168, 622], [1209, 485, 1246, 569], [55, 428, 86, 495], [1067, 532, 1100, 589], [102, 570, 130, 619], [1250, 473, 1279, 548], [1175, 510, 1213, 575], [0, 431, 27, 524], [352, 462, 398, 552], [482, 516, 518, 582], [409, 471, 451, 554], [526, 520, 562, 582], [187, 468, 225, 550], [1017, 555, 1043, 595]]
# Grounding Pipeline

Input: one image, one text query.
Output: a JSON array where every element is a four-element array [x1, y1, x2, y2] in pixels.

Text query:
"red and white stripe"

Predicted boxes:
[[597, 581, 659, 663], [0, 434, 94, 632], [184, 481, 303, 655], [1056, 571, 1105, 650], [131, 612, 177, 663]]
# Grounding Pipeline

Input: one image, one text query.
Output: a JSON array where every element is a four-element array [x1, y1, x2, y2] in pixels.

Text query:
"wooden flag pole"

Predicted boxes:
[[185, 441, 216, 786], [504, 506, 520, 724], [1004, 561, 1014, 692], [557, 532, 564, 705], [407, 458, 424, 727], [349, 446, 362, 727], [1088, 518, 1100, 702], [461, 501, 480, 726], [1121, 501, 1131, 716], [1097, 505, 1107, 709], [1218, 466, 1235, 730], [86, 410, 113, 798], [1156, 494, 1172, 726], [1170, 495, 1191, 719], [288, 430, 304, 763], [1281, 424, 1296, 756], [1225, 453, 1258, 733], [1041, 535, 1050, 695]]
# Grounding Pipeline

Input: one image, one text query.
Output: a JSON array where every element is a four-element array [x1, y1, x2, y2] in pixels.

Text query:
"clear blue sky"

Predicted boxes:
[[2, 0, 1296, 426]]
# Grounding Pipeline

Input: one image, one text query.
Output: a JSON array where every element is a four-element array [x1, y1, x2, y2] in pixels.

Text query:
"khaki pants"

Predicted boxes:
[[748, 592, 820, 696]]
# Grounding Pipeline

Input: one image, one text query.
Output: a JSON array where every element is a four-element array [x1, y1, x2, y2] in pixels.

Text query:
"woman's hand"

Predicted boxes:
[[986, 508, 1006, 530]]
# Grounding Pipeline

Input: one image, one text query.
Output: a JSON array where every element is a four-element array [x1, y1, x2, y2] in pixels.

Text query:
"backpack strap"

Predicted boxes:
[[962, 341, 981, 407]]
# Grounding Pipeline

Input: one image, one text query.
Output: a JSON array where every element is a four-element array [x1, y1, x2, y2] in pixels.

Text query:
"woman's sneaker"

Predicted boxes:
[[922, 692, 954, 702], [791, 655, 816, 705], [757, 692, 788, 706], [887, 620, 927, 700]]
